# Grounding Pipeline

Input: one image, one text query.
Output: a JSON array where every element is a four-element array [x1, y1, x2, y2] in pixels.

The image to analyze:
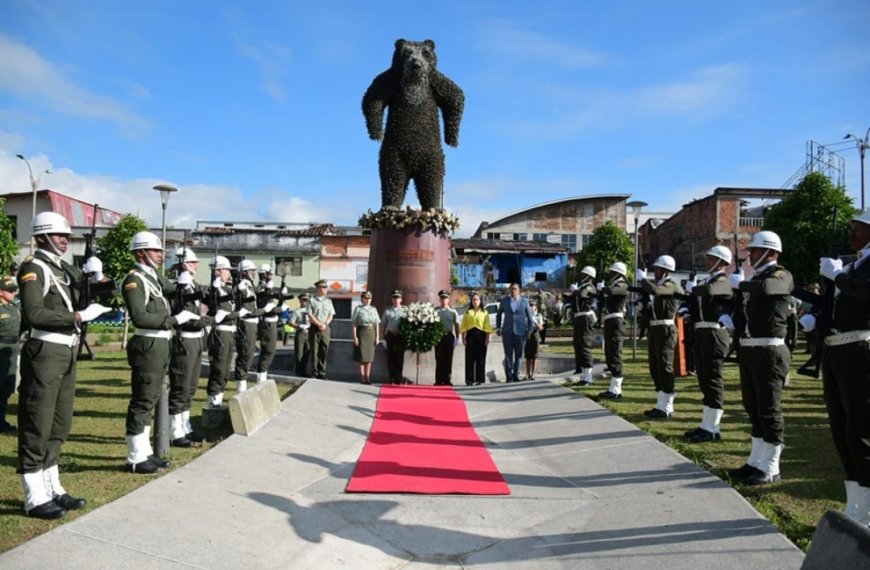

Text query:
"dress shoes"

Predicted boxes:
[[149, 455, 171, 468], [53, 493, 87, 510], [576, 380, 593, 387], [687, 429, 721, 443], [643, 408, 671, 419], [0, 419, 16, 433], [597, 390, 622, 400], [684, 427, 704, 438], [186, 432, 206, 443], [171, 436, 200, 448], [727, 463, 760, 480], [743, 469, 781, 486], [27, 500, 67, 520], [127, 456, 163, 474]]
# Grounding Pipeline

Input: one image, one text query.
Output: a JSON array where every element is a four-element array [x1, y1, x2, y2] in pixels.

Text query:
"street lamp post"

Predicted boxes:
[[152, 184, 178, 458], [16, 154, 51, 253], [845, 128, 870, 211], [627, 200, 647, 360]]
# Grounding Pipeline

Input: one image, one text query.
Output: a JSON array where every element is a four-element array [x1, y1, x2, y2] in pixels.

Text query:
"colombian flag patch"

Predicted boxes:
[[124, 282, 138, 290], [20, 272, 38, 283]]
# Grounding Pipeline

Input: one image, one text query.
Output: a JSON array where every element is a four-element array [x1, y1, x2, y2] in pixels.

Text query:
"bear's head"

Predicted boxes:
[[392, 39, 437, 83]]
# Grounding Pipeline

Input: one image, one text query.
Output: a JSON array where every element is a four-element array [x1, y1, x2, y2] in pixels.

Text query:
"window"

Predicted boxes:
[[560, 234, 577, 253], [513, 233, 527, 241], [333, 298, 352, 319], [581, 234, 593, 249], [486, 232, 499, 240], [275, 256, 303, 277], [9, 215, 17, 241], [532, 233, 547, 242]]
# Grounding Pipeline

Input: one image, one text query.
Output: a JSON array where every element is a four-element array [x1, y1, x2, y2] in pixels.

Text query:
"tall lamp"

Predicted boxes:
[[16, 154, 51, 253], [845, 128, 869, 211], [627, 200, 647, 360], [152, 184, 178, 458]]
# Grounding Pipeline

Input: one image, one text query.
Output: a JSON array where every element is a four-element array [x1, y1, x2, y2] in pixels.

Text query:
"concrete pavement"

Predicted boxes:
[[0, 376, 804, 569]]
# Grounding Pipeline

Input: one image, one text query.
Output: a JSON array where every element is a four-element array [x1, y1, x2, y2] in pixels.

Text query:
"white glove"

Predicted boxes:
[[238, 280, 251, 291], [214, 309, 229, 324], [263, 302, 276, 313], [238, 308, 250, 318], [379, 339, 387, 349], [281, 286, 289, 295], [265, 280, 274, 289], [799, 313, 816, 332], [684, 281, 694, 294], [176, 271, 192, 286], [83, 256, 103, 282], [636, 268, 647, 282], [298, 323, 310, 330], [570, 282, 578, 292], [728, 270, 744, 290], [820, 257, 844, 281], [596, 281, 605, 291], [677, 306, 689, 315], [212, 278, 222, 288], [78, 303, 111, 323], [174, 310, 199, 325], [718, 314, 734, 330]]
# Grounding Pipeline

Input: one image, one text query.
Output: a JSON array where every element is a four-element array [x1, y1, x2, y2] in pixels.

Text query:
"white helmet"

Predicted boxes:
[[747, 230, 782, 252], [130, 231, 163, 251], [609, 261, 627, 276], [851, 210, 870, 226], [259, 263, 271, 273], [211, 255, 231, 270], [653, 255, 676, 272], [175, 247, 198, 263], [580, 266, 597, 279], [706, 245, 732, 265], [238, 259, 257, 272], [31, 212, 71, 236]]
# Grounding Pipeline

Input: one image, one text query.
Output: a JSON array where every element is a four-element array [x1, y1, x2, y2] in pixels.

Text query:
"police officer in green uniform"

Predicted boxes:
[[684, 245, 734, 442], [434, 289, 460, 386], [168, 247, 210, 447], [17, 212, 110, 518], [813, 210, 870, 523], [637, 255, 681, 418], [380, 290, 407, 384], [568, 266, 598, 386], [254, 263, 282, 384], [728, 231, 792, 485], [597, 261, 629, 400], [292, 293, 312, 376], [233, 260, 272, 392], [307, 279, 335, 379], [123, 232, 200, 473], [0, 275, 21, 433], [206, 256, 244, 407]]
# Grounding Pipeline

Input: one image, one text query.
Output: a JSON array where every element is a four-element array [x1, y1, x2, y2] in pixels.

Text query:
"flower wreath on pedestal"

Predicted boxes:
[[398, 302, 444, 383]]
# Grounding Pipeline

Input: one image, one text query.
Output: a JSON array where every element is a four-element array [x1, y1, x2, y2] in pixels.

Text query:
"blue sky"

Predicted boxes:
[[1, 0, 868, 237]]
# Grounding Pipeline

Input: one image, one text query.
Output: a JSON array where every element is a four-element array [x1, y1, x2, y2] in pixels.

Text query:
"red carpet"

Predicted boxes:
[[346, 385, 510, 495]]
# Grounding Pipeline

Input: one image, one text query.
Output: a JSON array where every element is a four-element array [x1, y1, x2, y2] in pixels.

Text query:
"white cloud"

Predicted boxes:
[[636, 64, 747, 116], [0, 34, 151, 135], [235, 39, 293, 103], [478, 19, 607, 69]]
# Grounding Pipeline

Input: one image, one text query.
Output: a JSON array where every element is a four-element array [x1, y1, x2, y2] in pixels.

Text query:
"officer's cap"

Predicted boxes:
[[0, 276, 17, 293], [314, 279, 328, 288], [391, 289, 403, 298], [361, 291, 373, 299], [438, 289, 450, 298]]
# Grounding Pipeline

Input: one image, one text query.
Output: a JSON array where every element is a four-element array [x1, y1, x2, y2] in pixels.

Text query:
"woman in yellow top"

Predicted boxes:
[[460, 292, 494, 385]]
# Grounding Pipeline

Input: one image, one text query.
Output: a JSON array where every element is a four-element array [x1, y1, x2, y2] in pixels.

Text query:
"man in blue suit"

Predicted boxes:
[[496, 283, 535, 383]]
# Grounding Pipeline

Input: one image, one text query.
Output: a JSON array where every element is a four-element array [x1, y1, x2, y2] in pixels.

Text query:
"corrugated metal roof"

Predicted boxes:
[[452, 238, 568, 254]]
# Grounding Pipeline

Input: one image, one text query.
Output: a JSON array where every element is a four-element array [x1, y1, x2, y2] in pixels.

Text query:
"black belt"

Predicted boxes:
[[0, 335, 19, 343]]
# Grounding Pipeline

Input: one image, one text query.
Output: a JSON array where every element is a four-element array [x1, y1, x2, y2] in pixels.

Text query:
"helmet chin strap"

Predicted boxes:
[[751, 249, 771, 270], [38, 236, 63, 257], [710, 259, 723, 273], [141, 252, 160, 270]]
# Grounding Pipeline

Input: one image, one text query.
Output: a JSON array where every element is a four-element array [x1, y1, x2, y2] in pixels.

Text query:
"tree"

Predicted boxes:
[[0, 199, 17, 274], [96, 214, 147, 286], [763, 171, 856, 286], [573, 221, 635, 282]]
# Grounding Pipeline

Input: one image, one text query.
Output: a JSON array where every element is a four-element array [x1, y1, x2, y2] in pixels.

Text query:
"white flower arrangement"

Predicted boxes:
[[399, 301, 443, 353]]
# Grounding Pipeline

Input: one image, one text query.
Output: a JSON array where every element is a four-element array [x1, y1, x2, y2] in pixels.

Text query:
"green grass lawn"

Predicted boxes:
[[0, 350, 295, 554], [545, 336, 842, 551], [0, 340, 841, 554]]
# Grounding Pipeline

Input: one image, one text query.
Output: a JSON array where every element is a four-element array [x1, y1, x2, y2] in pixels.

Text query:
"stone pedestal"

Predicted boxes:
[[367, 226, 451, 310]]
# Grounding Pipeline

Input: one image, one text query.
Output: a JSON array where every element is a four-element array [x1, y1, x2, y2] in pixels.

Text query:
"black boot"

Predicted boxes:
[[53, 493, 87, 510], [27, 501, 67, 519]]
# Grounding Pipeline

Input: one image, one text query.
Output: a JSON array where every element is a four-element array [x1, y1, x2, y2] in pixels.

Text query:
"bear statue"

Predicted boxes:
[[362, 39, 465, 212]]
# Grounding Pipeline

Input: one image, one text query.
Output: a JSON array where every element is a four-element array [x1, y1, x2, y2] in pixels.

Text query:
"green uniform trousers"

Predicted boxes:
[[234, 321, 258, 382], [309, 325, 331, 378], [647, 323, 677, 393], [169, 335, 203, 415], [0, 341, 18, 422], [207, 329, 235, 396], [572, 314, 595, 370], [126, 336, 171, 436], [823, 341, 870, 486], [738, 345, 789, 445], [693, 327, 730, 409], [603, 317, 624, 377], [256, 319, 278, 373], [17, 339, 77, 473], [294, 329, 310, 376]]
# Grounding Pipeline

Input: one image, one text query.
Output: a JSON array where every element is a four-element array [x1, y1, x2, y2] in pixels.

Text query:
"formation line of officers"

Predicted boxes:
[[565, 212, 870, 528], [7, 209, 870, 529]]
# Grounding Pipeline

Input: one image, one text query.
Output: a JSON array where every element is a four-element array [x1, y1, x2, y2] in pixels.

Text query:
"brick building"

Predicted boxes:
[[639, 187, 789, 272]]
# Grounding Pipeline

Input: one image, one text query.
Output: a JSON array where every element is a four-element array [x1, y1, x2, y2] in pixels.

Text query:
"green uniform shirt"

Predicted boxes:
[[691, 271, 733, 323], [437, 306, 459, 334], [738, 263, 794, 338], [122, 265, 177, 330], [352, 305, 380, 327], [309, 295, 335, 324], [381, 306, 406, 333], [17, 250, 81, 333], [832, 255, 870, 332], [603, 277, 629, 314], [640, 277, 680, 321], [0, 302, 21, 340]]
